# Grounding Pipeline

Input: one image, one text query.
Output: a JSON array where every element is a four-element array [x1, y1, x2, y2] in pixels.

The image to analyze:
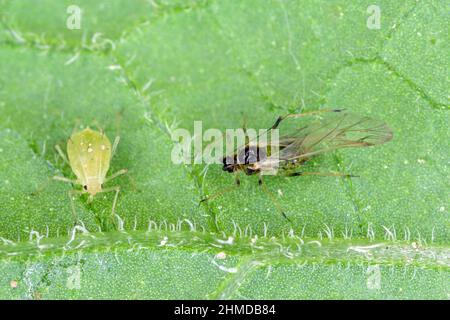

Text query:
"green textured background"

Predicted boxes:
[[0, 0, 448, 299]]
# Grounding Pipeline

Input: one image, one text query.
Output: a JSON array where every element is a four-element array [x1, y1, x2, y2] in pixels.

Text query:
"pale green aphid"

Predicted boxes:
[[53, 127, 127, 221]]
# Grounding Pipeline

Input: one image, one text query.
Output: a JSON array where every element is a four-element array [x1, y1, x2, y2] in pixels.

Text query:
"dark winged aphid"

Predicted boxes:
[[203, 109, 393, 219]]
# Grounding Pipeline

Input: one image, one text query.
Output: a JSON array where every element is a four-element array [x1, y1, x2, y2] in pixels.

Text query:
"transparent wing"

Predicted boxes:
[[262, 112, 393, 167]]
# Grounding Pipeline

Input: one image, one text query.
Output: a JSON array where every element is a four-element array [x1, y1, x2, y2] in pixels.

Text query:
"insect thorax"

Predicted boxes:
[[222, 145, 268, 175]]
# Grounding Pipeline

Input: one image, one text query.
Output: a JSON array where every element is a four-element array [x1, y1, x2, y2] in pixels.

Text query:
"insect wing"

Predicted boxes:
[[264, 111, 393, 166]]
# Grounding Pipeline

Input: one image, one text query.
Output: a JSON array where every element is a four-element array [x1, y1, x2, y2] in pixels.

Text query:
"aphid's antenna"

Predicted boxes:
[[54, 145, 70, 166], [285, 171, 356, 178], [71, 118, 82, 135], [92, 119, 104, 135], [115, 109, 124, 137], [111, 136, 120, 158], [270, 109, 344, 130]]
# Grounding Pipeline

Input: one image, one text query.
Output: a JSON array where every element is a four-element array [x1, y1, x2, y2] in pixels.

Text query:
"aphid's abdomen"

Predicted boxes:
[[67, 128, 112, 185]]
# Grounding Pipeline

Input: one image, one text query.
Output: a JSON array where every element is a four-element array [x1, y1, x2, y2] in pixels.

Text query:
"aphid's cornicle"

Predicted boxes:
[[202, 109, 393, 220], [53, 127, 127, 223]]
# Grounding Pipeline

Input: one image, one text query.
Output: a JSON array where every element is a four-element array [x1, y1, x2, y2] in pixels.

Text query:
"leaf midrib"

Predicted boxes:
[[2, 229, 448, 271]]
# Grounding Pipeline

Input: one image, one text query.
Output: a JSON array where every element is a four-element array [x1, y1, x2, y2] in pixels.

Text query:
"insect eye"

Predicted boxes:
[[83, 185, 88, 191]]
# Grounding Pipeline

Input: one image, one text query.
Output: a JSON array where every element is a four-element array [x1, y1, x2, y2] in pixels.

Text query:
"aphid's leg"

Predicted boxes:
[[87, 194, 94, 204], [107, 168, 137, 192], [54, 175, 82, 224], [286, 171, 357, 178], [126, 174, 139, 192], [104, 168, 128, 183], [240, 112, 248, 132], [271, 109, 344, 129], [112, 187, 120, 219], [68, 189, 85, 224], [258, 176, 291, 222], [97, 186, 121, 221], [240, 112, 249, 144], [53, 176, 78, 184], [234, 172, 241, 186], [200, 185, 238, 204], [54, 145, 70, 166], [199, 172, 240, 204], [111, 136, 120, 158]]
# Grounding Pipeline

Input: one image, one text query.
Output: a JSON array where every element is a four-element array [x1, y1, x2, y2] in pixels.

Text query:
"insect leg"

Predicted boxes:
[[104, 168, 128, 183], [87, 194, 94, 204], [54, 145, 70, 166], [111, 187, 120, 219], [68, 189, 85, 224], [200, 185, 238, 204], [241, 112, 248, 134], [271, 109, 343, 129], [111, 136, 120, 158], [53, 176, 79, 184], [108, 168, 138, 192], [97, 186, 121, 220], [259, 178, 291, 222], [234, 172, 241, 186], [239, 112, 251, 145], [286, 171, 357, 178]]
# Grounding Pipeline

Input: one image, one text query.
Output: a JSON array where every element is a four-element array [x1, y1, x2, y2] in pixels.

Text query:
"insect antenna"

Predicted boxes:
[[92, 119, 105, 135], [115, 109, 124, 136], [111, 136, 120, 158], [271, 108, 343, 130], [71, 118, 82, 135], [54, 144, 70, 166]]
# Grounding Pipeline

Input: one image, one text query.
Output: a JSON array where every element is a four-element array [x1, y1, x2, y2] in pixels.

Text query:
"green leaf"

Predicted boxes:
[[380, 0, 449, 107], [0, 0, 153, 49], [0, 0, 448, 299], [1, 230, 448, 299]]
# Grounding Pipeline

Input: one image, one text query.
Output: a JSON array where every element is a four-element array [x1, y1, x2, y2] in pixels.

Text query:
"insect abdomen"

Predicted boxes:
[[67, 128, 112, 184]]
